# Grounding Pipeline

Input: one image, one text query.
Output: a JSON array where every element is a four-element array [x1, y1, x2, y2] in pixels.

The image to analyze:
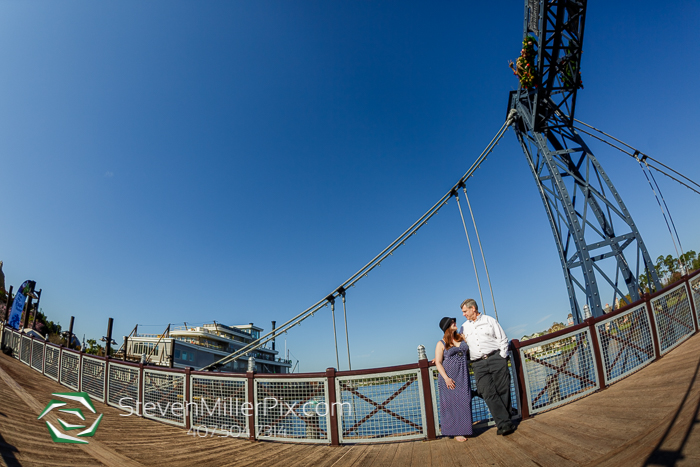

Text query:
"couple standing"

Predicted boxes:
[[434, 298, 516, 441]]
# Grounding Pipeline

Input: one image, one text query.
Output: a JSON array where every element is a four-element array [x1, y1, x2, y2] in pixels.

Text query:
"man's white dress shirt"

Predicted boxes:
[[460, 313, 509, 360]]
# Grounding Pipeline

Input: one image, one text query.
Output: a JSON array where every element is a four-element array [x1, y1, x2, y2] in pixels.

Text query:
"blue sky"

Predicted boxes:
[[1, 1, 699, 371]]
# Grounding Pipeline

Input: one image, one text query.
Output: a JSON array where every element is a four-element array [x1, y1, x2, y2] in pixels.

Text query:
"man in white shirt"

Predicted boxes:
[[460, 298, 516, 436]]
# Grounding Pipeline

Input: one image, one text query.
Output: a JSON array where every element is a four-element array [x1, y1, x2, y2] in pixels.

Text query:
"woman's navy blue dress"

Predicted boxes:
[[437, 340, 473, 436]]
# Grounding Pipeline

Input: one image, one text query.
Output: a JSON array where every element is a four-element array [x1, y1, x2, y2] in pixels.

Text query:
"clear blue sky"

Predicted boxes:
[[1, 1, 699, 371]]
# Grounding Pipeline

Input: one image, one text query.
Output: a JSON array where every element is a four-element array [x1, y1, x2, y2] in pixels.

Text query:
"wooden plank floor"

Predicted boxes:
[[1, 332, 699, 466]]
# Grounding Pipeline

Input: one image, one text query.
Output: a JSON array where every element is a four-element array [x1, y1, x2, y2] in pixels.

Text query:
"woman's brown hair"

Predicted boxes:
[[443, 326, 464, 350]]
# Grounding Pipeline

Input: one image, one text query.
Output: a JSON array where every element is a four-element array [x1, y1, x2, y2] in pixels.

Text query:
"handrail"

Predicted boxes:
[[647, 274, 695, 300], [511, 321, 588, 349]]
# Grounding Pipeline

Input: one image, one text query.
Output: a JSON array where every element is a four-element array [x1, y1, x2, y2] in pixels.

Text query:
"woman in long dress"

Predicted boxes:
[[435, 316, 473, 441]]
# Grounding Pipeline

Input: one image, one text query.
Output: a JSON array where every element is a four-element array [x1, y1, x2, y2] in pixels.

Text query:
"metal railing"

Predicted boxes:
[[31, 339, 44, 373], [190, 373, 249, 438], [142, 368, 187, 427], [519, 327, 600, 415], [11, 331, 21, 359], [44, 344, 60, 381], [107, 361, 140, 413], [20, 335, 31, 366], [59, 350, 80, 391], [511, 270, 700, 418], [336, 368, 425, 443], [82, 355, 106, 402], [691, 275, 700, 328], [0, 269, 698, 444], [594, 303, 656, 386], [650, 282, 696, 354], [255, 376, 331, 443]]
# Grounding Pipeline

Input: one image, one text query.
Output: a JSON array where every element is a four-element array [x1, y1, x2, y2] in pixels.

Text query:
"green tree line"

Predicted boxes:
[[639, 250, 700, 294]]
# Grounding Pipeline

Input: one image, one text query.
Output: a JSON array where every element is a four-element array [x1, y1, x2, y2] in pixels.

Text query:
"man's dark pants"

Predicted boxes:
[[472, 353, 512, 430]]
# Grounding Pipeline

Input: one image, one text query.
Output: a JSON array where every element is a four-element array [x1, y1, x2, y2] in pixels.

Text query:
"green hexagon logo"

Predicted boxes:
[[38, 392, 103, 444]]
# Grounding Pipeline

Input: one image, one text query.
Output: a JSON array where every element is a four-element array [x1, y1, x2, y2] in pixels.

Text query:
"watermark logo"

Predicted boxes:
[[38, 392, 103, 444]]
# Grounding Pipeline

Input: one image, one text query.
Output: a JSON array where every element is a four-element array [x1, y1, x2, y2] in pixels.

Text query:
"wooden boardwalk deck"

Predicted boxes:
[[1, 333, 699, 467]]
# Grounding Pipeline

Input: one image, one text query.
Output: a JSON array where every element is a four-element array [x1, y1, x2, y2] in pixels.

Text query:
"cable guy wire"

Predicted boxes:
[[455, 192, 486, 315], [573, 119, 700, 195], [463, 186, 499, 322]]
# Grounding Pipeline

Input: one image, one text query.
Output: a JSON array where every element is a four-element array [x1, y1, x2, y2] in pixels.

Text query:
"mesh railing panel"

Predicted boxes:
[[44, 346, 60, 381], [429, 354, 519, 435], [20, 336, 32, 365], [255, 378, 330, 443], [81, 357, 106, 402], [31, 340, 44, 372], [336, 369, 426, 443], [1, 327, 10, 350], [60, 351, 80, 390], [595, 304, 655, 386], [108, 363, 140, 413], [690, 276, 700, 327], [651, 283, 696, 355], [142, 369, 187, 427], [11, 332, 21, 359], [191, 375, 248, 437], [520, 328, 599, 415]]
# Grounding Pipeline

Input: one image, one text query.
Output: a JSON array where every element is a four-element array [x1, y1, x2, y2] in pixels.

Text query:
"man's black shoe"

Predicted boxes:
[[497, 423, 516, 436]]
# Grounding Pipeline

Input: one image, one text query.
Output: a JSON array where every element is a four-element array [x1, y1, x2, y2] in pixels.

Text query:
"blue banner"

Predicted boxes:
[[8, 280, 35, 330]]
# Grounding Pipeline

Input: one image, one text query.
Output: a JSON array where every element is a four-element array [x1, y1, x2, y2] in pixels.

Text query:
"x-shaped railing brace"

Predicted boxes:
[[340, 376, 421, 436], [600, 327, 653, 378], [257, 384, 327, 437], [528, 342, 596, 406], [654, 304, 694, 338]]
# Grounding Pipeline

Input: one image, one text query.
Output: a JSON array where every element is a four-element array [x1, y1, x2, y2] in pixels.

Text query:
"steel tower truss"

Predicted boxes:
[[509, 0, 661, 323]]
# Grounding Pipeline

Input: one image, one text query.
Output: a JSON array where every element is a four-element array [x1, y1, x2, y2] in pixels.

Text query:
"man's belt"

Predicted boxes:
[[476, 350, 499, 361]]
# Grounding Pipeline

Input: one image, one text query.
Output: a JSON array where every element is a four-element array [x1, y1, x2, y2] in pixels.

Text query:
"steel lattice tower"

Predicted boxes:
[[508, 0, 661, 323]]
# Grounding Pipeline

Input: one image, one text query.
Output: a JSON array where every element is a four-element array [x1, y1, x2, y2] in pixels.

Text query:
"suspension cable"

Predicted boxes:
[[199, 117, 513, 371], [329, 297, 340, 370], [572, 119, 689, 273], [573, 119, 700, 195], [644, 157, 686, 269], [636, 157, 683, 268], [463, 186, 499, 322], [455, 192, 486, 314], [341, 291, 351, 370]]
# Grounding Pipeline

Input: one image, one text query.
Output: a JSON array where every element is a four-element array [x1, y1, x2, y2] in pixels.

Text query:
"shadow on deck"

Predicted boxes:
[[1, 333, 699, 467]]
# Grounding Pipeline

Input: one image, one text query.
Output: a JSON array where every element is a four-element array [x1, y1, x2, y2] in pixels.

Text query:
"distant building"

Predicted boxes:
[[124, 322, 291, 373]]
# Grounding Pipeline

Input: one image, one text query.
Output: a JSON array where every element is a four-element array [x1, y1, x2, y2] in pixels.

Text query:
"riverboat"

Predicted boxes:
[[124, 322, 292, 373]]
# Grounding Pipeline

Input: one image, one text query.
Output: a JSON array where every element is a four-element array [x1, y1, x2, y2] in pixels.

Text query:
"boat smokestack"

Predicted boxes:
[[271, 320, 276, 351]]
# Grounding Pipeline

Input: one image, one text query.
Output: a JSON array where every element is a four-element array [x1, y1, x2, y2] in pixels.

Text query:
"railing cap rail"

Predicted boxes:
[[686, 268, 700, 281], [511, 321, 588, 349], [108, 359, 141, 369], [336, 362, 419, 377], [143, 365, 186, 375], [81, 354, 107, 362], [252, 371, 328, 379], [189, 369, 248, 378], [648, 276, 690, 301], [588, 297, 647, 325]]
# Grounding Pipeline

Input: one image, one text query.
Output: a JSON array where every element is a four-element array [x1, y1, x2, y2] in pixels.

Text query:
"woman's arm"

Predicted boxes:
[[435, 341, 455, 390]]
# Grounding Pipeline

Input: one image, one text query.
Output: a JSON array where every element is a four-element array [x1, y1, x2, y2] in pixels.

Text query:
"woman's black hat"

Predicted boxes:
[[439, 317, 456, 332]]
